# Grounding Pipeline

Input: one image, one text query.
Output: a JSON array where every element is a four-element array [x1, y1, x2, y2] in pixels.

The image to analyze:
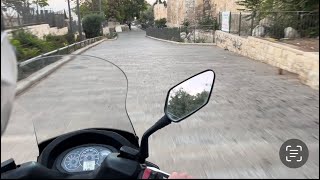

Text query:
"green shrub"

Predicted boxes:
[[198, 16, 219, 30], [10, 29, 72, 61], [10, 38, 40, 61], [107, 32, 117, 39], [64, 33, 76, 44], [10, 30, 53, 61], [155, 18, 167, 28], [44, 34, 69, 49], [82, 14, 104, 38], [304, 26, 319, 37], [11, 30, 53, 53], [146, 27, 181, 42]]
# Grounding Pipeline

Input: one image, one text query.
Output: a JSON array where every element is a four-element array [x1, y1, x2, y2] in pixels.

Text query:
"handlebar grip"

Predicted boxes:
[[139, 167, 169, 179]]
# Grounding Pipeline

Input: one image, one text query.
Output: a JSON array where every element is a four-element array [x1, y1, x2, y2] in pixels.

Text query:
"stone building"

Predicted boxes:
[[154, 0, 168, 20], [154, 0, 243, 27]]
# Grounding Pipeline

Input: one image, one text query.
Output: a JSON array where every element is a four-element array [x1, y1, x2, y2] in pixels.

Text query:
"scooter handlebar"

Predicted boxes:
[[138, 166, 170, 179]]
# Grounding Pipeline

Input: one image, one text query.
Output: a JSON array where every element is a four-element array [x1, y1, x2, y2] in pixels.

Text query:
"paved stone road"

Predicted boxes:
[[1, 28, 319, 178]]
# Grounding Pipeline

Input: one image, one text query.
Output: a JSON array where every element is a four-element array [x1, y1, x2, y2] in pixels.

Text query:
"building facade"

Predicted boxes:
[[155, 0, 243, 27]]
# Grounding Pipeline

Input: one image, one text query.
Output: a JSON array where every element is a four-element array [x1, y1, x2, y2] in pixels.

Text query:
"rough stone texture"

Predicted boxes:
[[166, 0, 186, 27], [1, 28, 319, 179], [180, 32, 187, 39], [210, 0, 243, 16], [259, 17, 274, 27], [195, 29, 215, 43], [108, 21, 120, 28], [115, 25, 123, 32], [284, 27, 300, 39], [103, 27, 110, 36], [121, 25, 130, 32], [185, 30, 214, 43], [252, 25, 266, 37], [166, 0, 244, 27], [154, 2, 168, 20], [7, 24, 68, 39], [215, 30, 319, 89]]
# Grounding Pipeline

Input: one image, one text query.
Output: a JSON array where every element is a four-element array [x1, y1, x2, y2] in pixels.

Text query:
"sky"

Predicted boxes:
[[169, 71, 214, 97], [47, 0, 156, 12]]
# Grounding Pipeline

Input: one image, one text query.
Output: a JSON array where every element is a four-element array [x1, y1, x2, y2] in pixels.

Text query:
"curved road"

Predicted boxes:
[[1, 28, 319, 178]]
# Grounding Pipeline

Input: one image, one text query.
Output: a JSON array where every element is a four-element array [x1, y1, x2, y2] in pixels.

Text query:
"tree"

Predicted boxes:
[[32, 0, 49, 8], [236, 0, 319, 12], [107, 0, 125, 22], [73, 0, 108, 19], [107, 0, 147, 23], [166, 89, 209, 120], [139, 4, 154, 29], [32, 0, 49, 16], [2, 0, 49, 21], [2, 0, 31, 17], [82, 13, 104, 38]]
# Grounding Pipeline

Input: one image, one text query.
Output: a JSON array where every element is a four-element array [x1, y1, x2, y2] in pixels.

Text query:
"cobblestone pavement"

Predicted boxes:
[[1, 28, 319, 178]]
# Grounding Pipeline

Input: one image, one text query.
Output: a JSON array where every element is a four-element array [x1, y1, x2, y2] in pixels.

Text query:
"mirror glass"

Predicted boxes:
[[165, 70, 215, 122]]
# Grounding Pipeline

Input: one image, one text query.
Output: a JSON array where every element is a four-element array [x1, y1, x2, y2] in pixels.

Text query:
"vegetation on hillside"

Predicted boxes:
[[10, 30, 74, 61]]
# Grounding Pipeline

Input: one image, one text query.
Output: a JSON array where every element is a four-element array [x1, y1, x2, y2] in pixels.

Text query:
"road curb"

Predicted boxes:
[[146, 35, 216, 46], [16, 38, 108, 96]]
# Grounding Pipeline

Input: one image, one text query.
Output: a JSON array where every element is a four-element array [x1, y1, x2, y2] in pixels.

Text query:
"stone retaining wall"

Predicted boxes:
[[215, 30, 319, 89], [8, 24, 68, 39]]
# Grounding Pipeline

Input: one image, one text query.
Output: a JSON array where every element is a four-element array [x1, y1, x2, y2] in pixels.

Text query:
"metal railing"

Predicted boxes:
[[2, 9, 67, 29], [18, 36, 104, 81], [218, 11, 319, 39]]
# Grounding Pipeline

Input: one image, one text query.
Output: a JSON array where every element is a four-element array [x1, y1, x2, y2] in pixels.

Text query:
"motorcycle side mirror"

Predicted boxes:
[[164, 70, 215, 122], [138, 70, 215, 163]]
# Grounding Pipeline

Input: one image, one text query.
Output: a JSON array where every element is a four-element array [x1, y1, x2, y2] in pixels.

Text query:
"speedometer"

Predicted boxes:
[[62, 153, 80, 171], [59, 145, 115, 173], [79, 148, 100, 171]]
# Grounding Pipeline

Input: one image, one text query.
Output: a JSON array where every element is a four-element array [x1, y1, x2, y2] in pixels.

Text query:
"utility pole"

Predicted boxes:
[[99, 0, 103, 36], [193, 0, 196, 42], [76, 0, 83, 41], [67, 0, 73, 33]]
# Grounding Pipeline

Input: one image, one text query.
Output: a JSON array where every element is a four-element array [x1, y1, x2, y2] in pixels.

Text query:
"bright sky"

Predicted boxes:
[[169, 71, 214, 97], [47, 0, 156, 11]]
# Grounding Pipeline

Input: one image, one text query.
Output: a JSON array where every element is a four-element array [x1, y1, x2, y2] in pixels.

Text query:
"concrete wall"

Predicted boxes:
[[7, 24, 68, 39], [215, 30, 319, 89], [154, 2, 167, 20]]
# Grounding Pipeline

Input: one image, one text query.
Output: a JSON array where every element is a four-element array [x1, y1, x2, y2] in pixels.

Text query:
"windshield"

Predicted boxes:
[[14, 55, 135, 144]]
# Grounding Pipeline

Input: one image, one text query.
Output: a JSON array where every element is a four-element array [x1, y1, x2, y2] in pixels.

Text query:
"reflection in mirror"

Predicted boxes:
[[166, 71, 214, 122]]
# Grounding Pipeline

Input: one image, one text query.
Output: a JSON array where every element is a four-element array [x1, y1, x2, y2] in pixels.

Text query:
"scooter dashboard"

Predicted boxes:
[[56, 144, 117, 173]]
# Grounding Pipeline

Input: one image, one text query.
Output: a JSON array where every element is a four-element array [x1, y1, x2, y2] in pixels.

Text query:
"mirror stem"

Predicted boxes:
[[139, 115, 171, 163]]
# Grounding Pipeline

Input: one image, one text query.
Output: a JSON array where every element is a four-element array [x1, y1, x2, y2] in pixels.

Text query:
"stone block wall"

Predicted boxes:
[[215, 30, 319, 89], [167, 0, 186, 27], [7, 24, 68, 39], [211, 0, 243, 16], [166, 0, 244, 27], [154, 2, 168, 20]]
